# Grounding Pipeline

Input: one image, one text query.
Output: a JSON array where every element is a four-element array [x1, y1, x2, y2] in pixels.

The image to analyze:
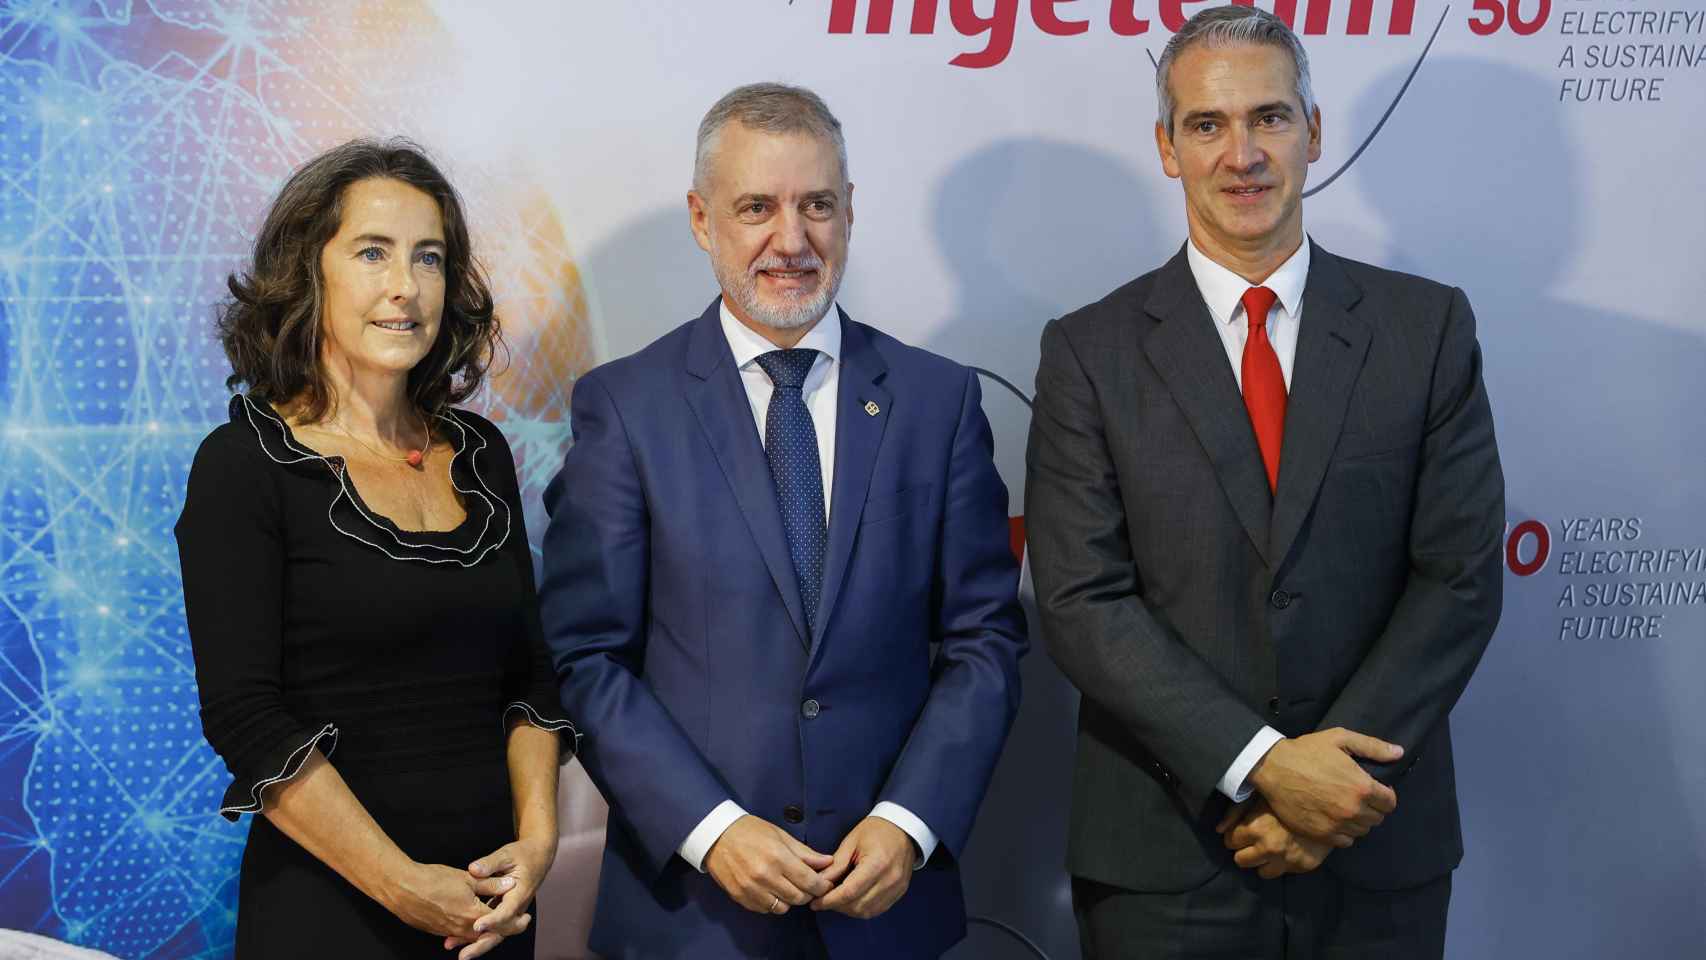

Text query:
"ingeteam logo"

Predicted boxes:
[[823, 0, 1432, 68], [812, 1, 1573, 192]]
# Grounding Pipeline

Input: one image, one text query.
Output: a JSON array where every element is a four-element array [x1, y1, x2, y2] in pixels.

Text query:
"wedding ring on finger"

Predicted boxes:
[[769, 895, 785, 914]]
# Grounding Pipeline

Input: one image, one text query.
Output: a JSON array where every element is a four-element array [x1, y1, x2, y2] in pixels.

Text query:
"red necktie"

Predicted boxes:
[[1240, 286, 1286, 494]]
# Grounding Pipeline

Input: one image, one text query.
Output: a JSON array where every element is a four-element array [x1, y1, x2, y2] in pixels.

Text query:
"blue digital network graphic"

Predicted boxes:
[[0, 4, 590, 956]]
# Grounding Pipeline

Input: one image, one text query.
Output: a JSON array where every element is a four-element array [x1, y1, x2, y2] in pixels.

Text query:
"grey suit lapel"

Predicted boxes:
[[811, 309, 891, 662], [1269, 245, 1371, 567], [682, 299, 811, 646], [1141, 248, 1275, 567]]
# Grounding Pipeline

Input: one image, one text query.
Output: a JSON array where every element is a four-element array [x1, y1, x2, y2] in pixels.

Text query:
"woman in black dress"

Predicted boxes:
[[175, 140, 575, 958]]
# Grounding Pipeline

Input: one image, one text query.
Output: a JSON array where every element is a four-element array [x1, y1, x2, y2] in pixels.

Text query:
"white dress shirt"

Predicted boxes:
[[1184, 236, 1310, 802], [676, 300, 939, 872]]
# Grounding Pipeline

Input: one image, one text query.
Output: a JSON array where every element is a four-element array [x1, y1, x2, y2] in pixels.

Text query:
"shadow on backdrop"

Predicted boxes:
[[928, 138, 1169, 960], [583, 205, 719, 365], [529, 205, 713, 960], [1343, 55, 1706, 960]]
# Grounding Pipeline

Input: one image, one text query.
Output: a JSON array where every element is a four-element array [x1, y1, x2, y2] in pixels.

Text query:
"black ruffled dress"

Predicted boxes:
[[175, 395, 576, 956]]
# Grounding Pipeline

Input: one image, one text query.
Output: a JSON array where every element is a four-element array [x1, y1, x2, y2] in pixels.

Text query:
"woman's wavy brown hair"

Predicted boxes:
[[217, 138, 500, 422]]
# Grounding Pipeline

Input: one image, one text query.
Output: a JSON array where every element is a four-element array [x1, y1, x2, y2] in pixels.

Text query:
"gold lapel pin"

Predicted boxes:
[[864, 400, 881, 417]]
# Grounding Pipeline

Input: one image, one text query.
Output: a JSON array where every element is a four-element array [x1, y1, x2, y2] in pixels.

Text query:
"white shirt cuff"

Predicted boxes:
[[870, 801, 939, 870], [1219, 726, 1286, 802], [678, 799, 746, 872]]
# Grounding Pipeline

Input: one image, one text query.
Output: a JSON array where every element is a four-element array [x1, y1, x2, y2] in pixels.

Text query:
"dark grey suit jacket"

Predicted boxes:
[[1025, 242, 1504, 893]]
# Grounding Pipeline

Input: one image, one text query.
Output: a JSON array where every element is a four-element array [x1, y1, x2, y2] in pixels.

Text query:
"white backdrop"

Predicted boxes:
[[408, 2, 1706, 957], [3, 2, 1699, 957]]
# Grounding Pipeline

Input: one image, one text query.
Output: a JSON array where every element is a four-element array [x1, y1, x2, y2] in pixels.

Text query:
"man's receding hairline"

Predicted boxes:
[[1155, 5, 1316, 139], [694, 120, 850, 198], [693, 82, 848, 194], [1164, 43, 1313, 128]]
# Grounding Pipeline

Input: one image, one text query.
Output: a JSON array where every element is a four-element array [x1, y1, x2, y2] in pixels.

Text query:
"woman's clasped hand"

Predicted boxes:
[[434, 837, 557, 957]]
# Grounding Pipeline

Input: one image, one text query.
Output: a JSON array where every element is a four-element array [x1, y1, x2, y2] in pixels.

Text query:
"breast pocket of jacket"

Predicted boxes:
[[1322, 443, 1417, 572], [858, 483, 934, 527]]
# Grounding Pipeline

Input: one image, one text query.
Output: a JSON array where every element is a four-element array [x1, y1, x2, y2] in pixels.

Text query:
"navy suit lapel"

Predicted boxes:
[[682, 299, 810, 646], [1141, 247, 1275, 568], [812, 309, 891, 660], [1270, 245, 1370, 569]]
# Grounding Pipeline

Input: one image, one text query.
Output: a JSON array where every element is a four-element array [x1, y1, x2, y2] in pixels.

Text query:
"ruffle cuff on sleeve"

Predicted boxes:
[[217, 722, 340, 822], [502, 700, 580, 764]]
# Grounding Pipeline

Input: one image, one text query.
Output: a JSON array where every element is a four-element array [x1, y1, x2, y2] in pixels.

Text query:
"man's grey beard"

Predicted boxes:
[[712, 245, 844, 331]]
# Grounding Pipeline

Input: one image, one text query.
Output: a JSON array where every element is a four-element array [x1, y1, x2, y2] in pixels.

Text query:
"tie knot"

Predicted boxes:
[[755, 349, 819, 390], [1241, 286, 1278, 332]]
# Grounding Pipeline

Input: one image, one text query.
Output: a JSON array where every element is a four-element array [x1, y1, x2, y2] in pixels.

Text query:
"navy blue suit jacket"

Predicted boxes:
[[539, 300, 1027, 959]]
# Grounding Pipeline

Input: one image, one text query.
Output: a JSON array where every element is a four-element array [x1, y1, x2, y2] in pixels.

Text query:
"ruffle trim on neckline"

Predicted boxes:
[[503, 700, 582, 763], [233, 394, 512, 567], [218, 723, 339, 822]]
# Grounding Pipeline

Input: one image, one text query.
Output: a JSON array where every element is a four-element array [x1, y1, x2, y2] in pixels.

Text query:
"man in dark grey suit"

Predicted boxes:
[[1025, 6, 1504, 958]]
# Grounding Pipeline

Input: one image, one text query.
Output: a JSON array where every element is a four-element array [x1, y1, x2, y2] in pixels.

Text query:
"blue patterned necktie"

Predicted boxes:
[[754, 348, 827, 633]]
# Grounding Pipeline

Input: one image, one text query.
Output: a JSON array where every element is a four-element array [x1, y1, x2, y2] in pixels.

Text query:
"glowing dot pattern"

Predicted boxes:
[[0, 2, 593, 956]]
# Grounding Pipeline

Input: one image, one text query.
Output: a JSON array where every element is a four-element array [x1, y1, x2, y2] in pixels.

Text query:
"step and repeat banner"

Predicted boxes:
[[0, 1, 1700, 958]]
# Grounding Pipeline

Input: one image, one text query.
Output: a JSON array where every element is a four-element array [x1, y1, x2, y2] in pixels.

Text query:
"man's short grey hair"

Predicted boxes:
[[1155, 5, 1316, 139], [693, 82, 848, 193]]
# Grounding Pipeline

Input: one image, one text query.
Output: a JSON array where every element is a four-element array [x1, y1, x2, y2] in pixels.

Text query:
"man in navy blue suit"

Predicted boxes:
[[538, 82, 1027, 959]]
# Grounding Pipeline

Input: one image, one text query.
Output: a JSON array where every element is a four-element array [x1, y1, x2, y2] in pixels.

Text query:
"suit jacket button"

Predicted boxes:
[[1267, 697, 1281, 716], [1270, 589, 1292, 609], [783, 804, 805, 824], [801, 699, 820, 719]]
